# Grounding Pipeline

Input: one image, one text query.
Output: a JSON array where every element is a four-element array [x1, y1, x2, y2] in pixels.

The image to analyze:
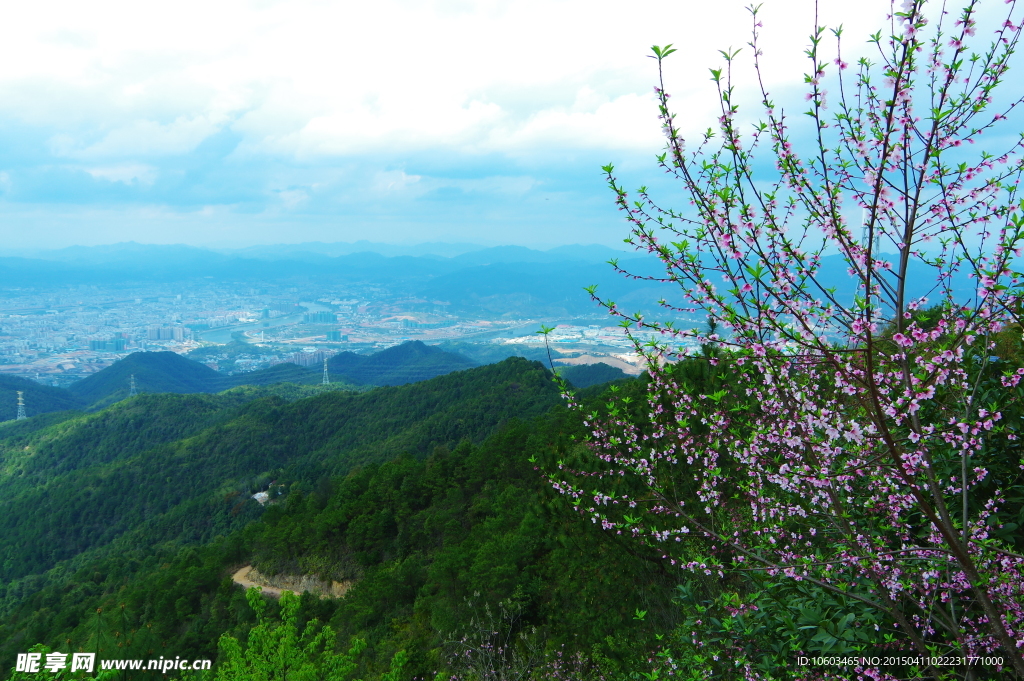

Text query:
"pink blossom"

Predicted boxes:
[[892, 333, 913, 348]]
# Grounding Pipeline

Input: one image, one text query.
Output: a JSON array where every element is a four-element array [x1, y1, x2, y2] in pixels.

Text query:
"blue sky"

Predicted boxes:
[[0, 0, 1008, 250]]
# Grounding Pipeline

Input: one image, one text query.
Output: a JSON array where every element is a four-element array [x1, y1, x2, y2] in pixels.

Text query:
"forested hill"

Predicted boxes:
[[67, 351, 223, 405], [0, 375, 85, 420], [2, 353, 338, 419], [327, 340, 477, 385], [0, 357, 560, 611], [0, 356, 676, 681], [61, 342, 478, 410], [558, 362, 627, 388], [0, 345, 619, 424]]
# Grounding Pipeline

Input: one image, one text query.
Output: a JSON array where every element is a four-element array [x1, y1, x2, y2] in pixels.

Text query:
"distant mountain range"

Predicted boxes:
[[219, 240, 490, 259], [1, 342, 477, 415], [3, 240, 631, 263], [0, 241, 669, 316], [0, 241, 983, 317], [0, 241, 633, 268], [3, 342, 629, 419], [67, 343, 477, 407]]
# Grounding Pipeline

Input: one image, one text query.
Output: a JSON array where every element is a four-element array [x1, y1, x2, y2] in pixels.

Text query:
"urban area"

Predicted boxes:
[[0, 280, 669, 387]]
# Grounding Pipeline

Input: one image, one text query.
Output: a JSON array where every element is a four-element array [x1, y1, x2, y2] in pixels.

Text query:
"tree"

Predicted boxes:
[[546, 0, 1024, 678], [183, 588, 406, 681]]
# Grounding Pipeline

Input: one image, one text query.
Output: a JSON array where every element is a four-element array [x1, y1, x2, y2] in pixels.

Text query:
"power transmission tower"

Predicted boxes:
[[15, 391, 26, 420], [322, 358, 330, 386], [129, 374, 137, 398]]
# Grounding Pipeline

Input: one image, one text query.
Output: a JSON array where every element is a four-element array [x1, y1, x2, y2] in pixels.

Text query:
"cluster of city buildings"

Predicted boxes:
[[0, 282, 669, 385], [0, 280, 469, 384], [497, 324, 701, 374]]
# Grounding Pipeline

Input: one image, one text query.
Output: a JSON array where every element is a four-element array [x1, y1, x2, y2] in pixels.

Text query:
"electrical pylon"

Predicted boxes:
[[15, 391, 26, 420], [129, 374, 137, 397], [322, 358, 330, 385]]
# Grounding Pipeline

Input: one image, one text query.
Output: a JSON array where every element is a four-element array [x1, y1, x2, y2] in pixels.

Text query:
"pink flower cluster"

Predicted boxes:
[[556, 0, 1024, 677]]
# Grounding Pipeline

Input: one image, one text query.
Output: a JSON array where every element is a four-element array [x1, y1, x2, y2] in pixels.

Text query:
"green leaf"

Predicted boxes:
[[650, 44, 677, 59]]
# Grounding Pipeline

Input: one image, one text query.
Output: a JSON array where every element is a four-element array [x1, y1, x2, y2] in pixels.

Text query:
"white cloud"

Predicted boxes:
[[372, 170, 422, 193], [1, 0, 1020, 249], [274, 188, 310, 208], [486, 91, 665, 153], [69, 115, 228, 159], [85, 163, 158, 185], [0, 0, 910, 163]]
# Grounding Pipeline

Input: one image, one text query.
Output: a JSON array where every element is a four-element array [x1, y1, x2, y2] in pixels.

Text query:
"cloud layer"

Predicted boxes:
[[0, 0, 983, 249]]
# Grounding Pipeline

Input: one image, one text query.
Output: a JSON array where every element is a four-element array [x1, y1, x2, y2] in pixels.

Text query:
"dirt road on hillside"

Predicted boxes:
[[231, 565, 285, 598], [231, 565, 355, 599]]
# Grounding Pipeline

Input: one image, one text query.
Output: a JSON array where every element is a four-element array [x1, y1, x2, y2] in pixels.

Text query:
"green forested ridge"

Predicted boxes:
[[1, 392, 251, 480], [0, 391, 269, 596], [68, 352, 223, 406], [217, 362, 324, 388], [62, 342, 476, 410], [0, 369, 675, 681], [0, 375, 86, 421], [0, 358, 564, 669], [7, 335, 1018, 679], [433, 340, 552, 366], [242, 411, 679, 678], [556, 362, 628, 389], [65, 352, 359, 411], [326, 341, 477, 386], [0, 357, 559, 584]]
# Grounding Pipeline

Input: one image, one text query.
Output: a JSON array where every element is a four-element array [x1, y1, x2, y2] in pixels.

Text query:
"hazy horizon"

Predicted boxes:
[[0, 238, 637, 257]]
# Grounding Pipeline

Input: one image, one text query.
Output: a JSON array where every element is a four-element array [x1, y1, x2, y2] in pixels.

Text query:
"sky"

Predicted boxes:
[[0, 0, 1010, 251]]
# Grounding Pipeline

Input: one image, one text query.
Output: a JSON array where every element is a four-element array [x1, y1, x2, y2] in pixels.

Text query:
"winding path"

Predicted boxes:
[[231, 565, 355, 599], [231, 565, 286, 598]]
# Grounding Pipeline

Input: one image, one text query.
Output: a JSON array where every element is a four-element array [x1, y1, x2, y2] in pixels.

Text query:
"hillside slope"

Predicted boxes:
[[66, 342, 476, 409], [67, 351, 222, 405], [328, 340, 477, 386], [0, 358, 559, 604], [0, 365, 677, 681], [0, 375, 85, 421], [558, 362, 628, 388]]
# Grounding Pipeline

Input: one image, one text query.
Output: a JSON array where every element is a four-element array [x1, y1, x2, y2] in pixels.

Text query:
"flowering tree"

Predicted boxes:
[[547, 0, 1024, 678]]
